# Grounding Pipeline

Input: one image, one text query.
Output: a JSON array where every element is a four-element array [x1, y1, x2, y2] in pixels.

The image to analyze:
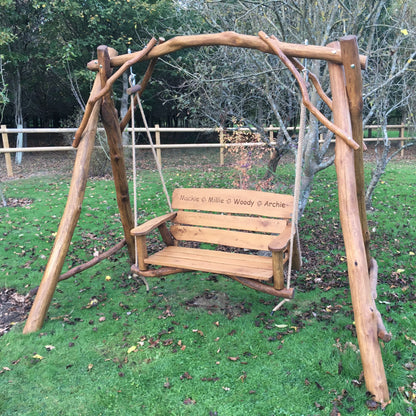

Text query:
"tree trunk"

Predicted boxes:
[[0, 182, 6, 207], [365, 120, 390, 209], [120, 72, 130, 146], [299, 117, 320, 215], [263, 132, 288, 180], [14, 67, 23, 165]]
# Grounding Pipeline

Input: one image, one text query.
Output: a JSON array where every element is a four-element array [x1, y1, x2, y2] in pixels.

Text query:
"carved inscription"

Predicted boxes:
[[179, 193, 288, 209], [180, 194, 200, 202], [263, 200, 288, 208]]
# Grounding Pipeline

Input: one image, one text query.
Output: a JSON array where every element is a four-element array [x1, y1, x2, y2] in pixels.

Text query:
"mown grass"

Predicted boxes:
[[0, 160, 415, 415]]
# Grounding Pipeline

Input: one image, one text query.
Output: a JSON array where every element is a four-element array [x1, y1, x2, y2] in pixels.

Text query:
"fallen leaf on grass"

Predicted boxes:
[[228, 356, 239, 361], [180, 372, 192, 380], [330, 404, 341, 416], [404, 361, 415, 371], [238, 373, 247, 382], [201, 377, 220, 382], [85, 297, 99, 308], [404, 334, 416, 346], [45, 345, 55, 351], [87, 363, 93, 372], [183, 398, 196, 405], [127, 345, 137, 354], [32, 354, 44, 360]]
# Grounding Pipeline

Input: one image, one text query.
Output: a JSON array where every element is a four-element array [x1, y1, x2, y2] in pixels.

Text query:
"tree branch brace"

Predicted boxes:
[[73, 37, 159, 147], [258, 32, 359, 150]]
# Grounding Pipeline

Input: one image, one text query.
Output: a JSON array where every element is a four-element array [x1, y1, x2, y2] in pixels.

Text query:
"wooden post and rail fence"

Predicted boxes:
[[1, 123, 414, 178]]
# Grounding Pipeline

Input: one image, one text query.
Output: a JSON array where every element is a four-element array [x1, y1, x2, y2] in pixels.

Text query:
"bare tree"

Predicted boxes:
[[166, 0, 415, 212], [362, 0, 416, 207]]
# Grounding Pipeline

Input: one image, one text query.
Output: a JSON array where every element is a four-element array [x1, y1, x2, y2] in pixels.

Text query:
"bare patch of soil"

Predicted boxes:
[[0, 288, 32, 336], [184, 289, 251, 319]]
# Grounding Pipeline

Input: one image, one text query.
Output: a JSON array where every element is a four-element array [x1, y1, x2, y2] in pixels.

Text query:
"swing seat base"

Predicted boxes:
[[144, 246, 274, 280], [131, 267, 294, 300], [131, 188, 301, 299]]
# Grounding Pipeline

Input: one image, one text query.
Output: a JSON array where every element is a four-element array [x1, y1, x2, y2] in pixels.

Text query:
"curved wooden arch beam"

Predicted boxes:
[[258, 32, 359, 150], [87, 31, 367, 71]]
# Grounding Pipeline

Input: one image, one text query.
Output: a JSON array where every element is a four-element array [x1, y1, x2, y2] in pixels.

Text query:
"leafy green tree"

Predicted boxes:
[[0, 0, 181, 128]]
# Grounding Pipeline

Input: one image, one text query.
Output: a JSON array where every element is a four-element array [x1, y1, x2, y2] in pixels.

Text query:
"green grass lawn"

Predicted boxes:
[[0, 161, 415, 415]]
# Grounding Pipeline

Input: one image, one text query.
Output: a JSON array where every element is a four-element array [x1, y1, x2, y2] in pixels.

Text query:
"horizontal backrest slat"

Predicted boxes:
[[174, 211, 287, 234], [170, 225, 273, 251], [172, 188, 293, 218]]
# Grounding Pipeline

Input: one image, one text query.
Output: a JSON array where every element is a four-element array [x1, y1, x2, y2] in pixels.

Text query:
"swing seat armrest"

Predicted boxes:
[[131, 212, 177, 236], [268, 225, 292, 252]]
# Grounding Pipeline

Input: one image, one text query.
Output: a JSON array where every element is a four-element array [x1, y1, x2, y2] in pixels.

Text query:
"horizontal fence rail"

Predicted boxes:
[[1, 124, 414, 177]]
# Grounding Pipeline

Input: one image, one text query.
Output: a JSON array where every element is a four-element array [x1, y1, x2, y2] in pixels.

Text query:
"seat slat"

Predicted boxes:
[[145, 246, 273, 280], [155, 246, 275, 266], [172, 188, 293, 218], [170, 224, 272, 251], [174, 211, 287, 233]]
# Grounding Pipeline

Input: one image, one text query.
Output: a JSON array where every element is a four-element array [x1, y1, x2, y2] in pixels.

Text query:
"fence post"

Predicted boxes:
[[155, 124, 162, 167], [269, 125, 274, 157], [400, 124, 405, 158], [219, 127, 224, 166], [269, 125, 274, 142], [1, 125, 13, 177]]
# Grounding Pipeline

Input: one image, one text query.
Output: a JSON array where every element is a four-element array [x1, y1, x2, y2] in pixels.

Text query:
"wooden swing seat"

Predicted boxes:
[[130, 188, 301, 298]]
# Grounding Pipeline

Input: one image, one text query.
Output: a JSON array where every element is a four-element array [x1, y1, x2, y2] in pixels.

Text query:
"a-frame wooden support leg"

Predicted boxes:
[[23, 74, 103, 334], [328, 43, 389, 403], [23, 45, 138, 334], [98, 45, 135, 262], [340, 36, 371, 267]]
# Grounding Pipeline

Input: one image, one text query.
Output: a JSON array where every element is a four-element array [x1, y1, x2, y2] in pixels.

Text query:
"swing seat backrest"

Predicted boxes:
[[170, 188, 293, 251]]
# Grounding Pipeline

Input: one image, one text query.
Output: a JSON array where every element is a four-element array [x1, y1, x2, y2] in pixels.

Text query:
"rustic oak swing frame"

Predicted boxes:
[[23, 31, 391, 404]]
